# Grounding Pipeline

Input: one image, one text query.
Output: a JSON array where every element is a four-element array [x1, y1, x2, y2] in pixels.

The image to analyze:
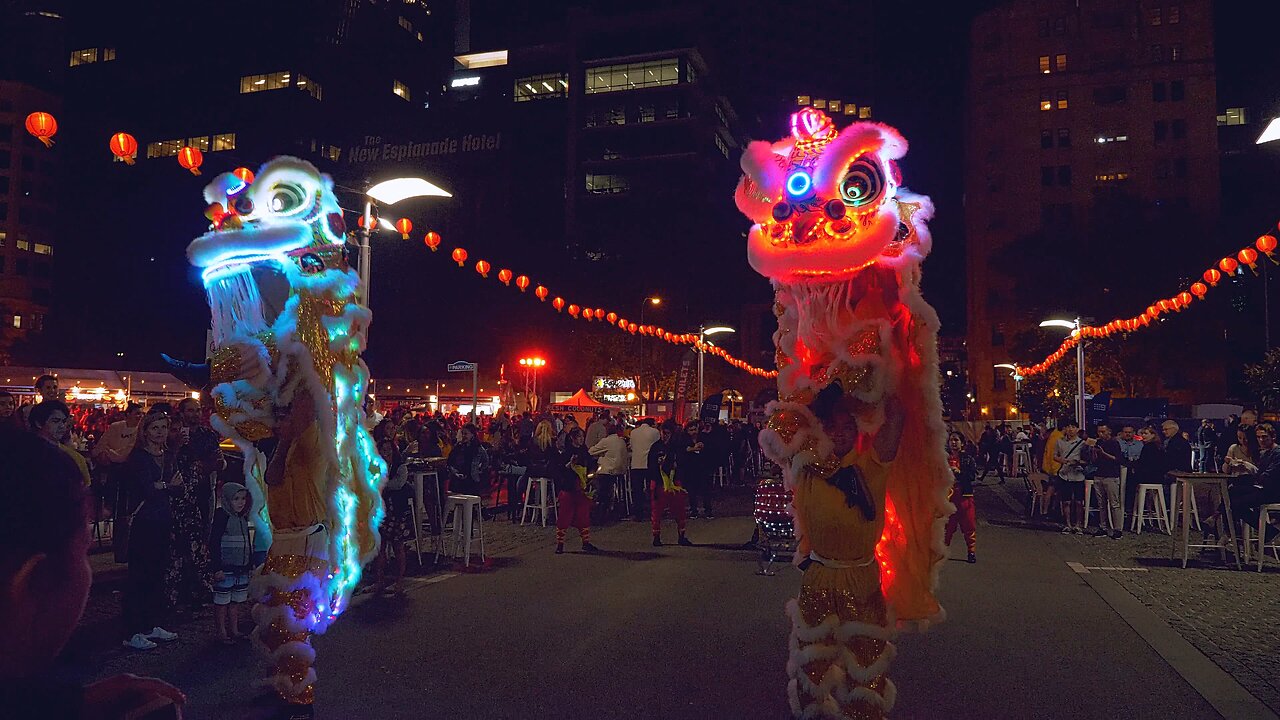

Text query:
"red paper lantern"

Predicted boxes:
[[1147, 304, 1160, 318], [451, 248, 468, 267], [1203, 268, 1221, 286], [594, 308, 605, 320], [1239, 247, 1260, 270], [497, 268, 513, 286], [475, 260, 491, 277], [109, 132, 138, 164], [394, 218, 412, 239], [662, 331, 672, 342], [178, 146, 204, 176], [1219, 257, 1239, 274], [535, 285, 549, 301], [515, 275, 531, 292], [552, 297, 565, 312], [567, 304, 581, 318], [1257, 234, 1278, 257], [233, 167, 255, 184], [24, 112, 56, 147], [1190, 282, 1208, 299], [1177, 291, 1193, 307], [423, 231, 441, 251], [606, 312, 618, 324]]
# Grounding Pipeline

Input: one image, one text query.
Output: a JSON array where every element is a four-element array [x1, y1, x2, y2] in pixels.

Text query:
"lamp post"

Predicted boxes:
[[1040, 318, 1086, 429], [639, 295, 662, 406], [994, 363, 1023, 420], [355, 177, 452, 306], [697, 324, 735, 419], [518, 356, 546, 412]]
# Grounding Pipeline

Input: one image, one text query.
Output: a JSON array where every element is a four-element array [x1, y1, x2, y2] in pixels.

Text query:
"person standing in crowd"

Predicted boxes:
[[524, 420, 563, 524], [944, 432, 978, 563], [1040, 422, 1064, 509], [0, 429, 187, 716], [556, 427, 598, 554], [1229, 423, 1280, 542], [589, 422, 627, 522], [445, 423, 489, 497], [585, 411, 611, 453], [1116, 425, 1143, 463], [1088, 424, 1124, 539], [1053, 420, 1088, 534], [1162, 420, 1193, 476], [681, 420, 714, 518], [34, 374, 60, 403], [649, 422, 693, 547], [0, 391, 19, 429], [165, 398, 223, 611], [208, 482, 253, 644], [94, 402, 144, 560], [121, 412, 182, 650], [628, 418, 660, 522], [1196, 419, 1220, 473], [29, 401, 91, 488], [369, 420, 412, 595], [1124, 425, 1168, 522]]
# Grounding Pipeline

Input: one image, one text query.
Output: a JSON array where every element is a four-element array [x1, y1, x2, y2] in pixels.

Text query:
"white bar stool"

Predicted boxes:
[[438, 494, 485, 567], [1168, 479, 1202, 534], [1250, 503, 1280, 572], [521, 477, 558, 526], [1132, 484, 1171, 534], [1082, 478, 1099, 529]]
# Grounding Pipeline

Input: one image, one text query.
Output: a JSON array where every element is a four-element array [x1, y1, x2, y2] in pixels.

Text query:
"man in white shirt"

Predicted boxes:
[[627, 419, 661, 521], [589, 422, 628, 522]]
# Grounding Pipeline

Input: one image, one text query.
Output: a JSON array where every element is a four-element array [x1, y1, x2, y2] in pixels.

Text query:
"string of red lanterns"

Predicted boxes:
[[1016, 221, 1280, 378], [412, 232, 777, 378]]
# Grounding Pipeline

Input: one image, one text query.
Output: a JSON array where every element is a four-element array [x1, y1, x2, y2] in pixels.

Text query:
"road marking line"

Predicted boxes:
[[1085, 566, 1150, 572], [1066, 561, 1090, 574]]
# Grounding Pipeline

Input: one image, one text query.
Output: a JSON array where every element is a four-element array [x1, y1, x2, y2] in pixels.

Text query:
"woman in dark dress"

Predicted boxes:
[[369, 419, 414, 594], [121, 413, 182, 650]]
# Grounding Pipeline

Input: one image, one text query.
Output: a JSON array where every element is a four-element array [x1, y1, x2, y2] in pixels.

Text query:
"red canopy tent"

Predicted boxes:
[[549, 389, 618, 429]]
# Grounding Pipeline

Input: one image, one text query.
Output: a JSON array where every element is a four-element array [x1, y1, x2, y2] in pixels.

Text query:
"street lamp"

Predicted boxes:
[[697, 325, 735, 419], [994, 363, 1024, 420], [517, 356, 546, 412], [638, 296, 663, 405], [1256, 117, 1280, 145], [1039, 317, 1086, 429], [352, 177, 452, 306]]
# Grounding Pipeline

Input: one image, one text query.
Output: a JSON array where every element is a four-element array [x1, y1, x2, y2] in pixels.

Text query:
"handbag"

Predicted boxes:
[[1057, 439, 1087, 481]]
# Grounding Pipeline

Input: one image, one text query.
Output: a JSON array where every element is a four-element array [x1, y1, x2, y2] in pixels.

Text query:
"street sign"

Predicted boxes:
[[446, 361, 480, 422], [447, 361, 477, 373]]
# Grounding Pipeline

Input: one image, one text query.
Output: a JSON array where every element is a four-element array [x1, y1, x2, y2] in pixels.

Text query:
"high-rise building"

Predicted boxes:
[[965, 0, 1220, 418]]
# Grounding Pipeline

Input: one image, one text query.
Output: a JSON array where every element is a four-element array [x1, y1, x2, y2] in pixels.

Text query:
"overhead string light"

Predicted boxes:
[[1016, 221, 1280, 378], [409, 231, 778, 377]]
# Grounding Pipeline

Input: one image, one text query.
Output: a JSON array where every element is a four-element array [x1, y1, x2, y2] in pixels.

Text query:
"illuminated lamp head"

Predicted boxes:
[[734, 109, 934, 282], [188, 156, 348, 285]]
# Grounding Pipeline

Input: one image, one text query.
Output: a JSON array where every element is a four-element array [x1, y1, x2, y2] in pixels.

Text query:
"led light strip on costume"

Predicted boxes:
[[1015, 223, 1280, 378]]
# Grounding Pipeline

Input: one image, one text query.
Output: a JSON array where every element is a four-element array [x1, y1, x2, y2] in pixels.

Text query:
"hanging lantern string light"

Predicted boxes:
[[420, 237, 778, 377], [1015, 220, 1280, 378]]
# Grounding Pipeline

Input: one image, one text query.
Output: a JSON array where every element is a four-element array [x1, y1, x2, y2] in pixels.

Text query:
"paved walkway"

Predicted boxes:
[[58, 484, 1274, 718]]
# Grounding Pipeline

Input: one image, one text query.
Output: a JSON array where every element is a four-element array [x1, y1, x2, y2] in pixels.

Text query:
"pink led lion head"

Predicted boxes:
[[735, 108, 933, 282]]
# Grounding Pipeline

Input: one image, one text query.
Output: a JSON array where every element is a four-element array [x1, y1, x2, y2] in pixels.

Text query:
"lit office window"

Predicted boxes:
[[240, 71, 292, 93], [796, 95, 811, 106], [398, 16, 413, 32], [1040, 92, 1052, 111], [1039, 55, 1050, 74], [1095, 133, 1129, 144], [1056, 90, 1068, 109], [212, 133, 236, 151], [859, 106, 871, 118], [828, 100, 842, 113], [103, 47, 116, 61], [69, 48, 113, 66], [186, 136, 210, 152], [1216, 108, 1247, 126], [146, 139, 183, 159], [10, 315, 19, 329], [1149, 8, 1162, 25], [585, 58, 678, 94], [585, 174, 630, 194], [844, 104, 858, 116], [639, 104, 656, 123], [714, 134, 729, 159], [16, 239, 30, 251], [297, 74, 322, 100], [1168, 5, 1180, 24], [585, 107, 626, 128], [1094, 172, 1130, 182], [33, 243, 52, 255], [1055, 54, 1067, 71], [813, 98, 827, 109], [323, 145, 341, 162], [514, 73, 568, 102], [392, 80, 410, 100]]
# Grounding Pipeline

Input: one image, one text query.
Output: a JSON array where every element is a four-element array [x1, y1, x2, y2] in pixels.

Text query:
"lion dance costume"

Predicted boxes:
[[734, 108, 952, 719], [186, 157, 385, 707]]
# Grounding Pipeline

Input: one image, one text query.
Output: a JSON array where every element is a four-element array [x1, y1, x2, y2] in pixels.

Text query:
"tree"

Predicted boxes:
[[1243, 348, 1280, 412]]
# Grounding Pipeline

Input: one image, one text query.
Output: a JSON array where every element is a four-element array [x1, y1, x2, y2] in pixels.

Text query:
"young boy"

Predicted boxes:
[[209, 482, 254, 644], [944, 432, 979, 563]]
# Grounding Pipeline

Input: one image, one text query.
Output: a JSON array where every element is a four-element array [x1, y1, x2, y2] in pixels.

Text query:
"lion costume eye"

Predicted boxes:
[[838, 157, 886, 209], [269, 184, 307, 214]]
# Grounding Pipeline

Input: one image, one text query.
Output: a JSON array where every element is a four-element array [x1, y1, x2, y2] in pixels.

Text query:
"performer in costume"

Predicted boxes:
[[734, 108, 952, 719], [944, 432, 978, 564], [556, 427, 597, 554], [648, 422, 694, 547], [184, 158, 386, 717]]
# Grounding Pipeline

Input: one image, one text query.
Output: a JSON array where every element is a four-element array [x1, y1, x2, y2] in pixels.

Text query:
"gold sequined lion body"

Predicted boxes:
[[188, 157, 386, 705]]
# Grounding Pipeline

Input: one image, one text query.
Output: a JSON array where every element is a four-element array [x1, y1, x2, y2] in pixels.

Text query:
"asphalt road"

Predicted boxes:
[[77, 492, 1226, 719]]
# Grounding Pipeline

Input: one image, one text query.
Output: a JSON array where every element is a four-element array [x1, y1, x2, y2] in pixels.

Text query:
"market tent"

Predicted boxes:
[[550, 389, 618, 429]]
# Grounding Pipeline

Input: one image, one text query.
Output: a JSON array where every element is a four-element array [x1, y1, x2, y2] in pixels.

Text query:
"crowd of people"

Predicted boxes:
[[960, 411, 1280, 545]]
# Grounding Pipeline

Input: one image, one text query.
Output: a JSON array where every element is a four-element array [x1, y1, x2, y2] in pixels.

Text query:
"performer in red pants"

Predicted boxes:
[[648, 422, 693, 547], [556, 428, 598, 554], [945, 432, 978, 563]]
